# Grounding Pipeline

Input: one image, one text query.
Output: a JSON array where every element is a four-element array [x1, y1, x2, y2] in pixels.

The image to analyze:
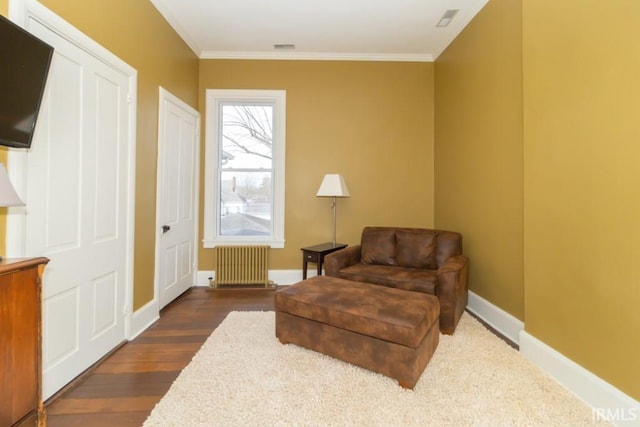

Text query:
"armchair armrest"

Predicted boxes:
[[438, 255, 468, 275], [324, 245, 361, 276], [436, 255, 469, 334]]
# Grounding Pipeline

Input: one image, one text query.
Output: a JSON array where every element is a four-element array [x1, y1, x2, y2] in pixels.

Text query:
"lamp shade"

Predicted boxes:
[[316, 174, 350, 198], [0, 163, 24, 207]]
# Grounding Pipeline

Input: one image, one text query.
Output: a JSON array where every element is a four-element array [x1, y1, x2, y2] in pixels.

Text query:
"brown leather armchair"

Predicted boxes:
[[324, 227, 469, 334]]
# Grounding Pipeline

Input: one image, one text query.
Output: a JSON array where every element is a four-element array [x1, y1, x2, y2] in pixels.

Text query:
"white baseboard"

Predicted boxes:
[[197, 270, 215, 286], [196, 269, 317, 287], [466, 290, 524, 345], [520, 332, 640, 426], [129, 297, 159, 340], [466, 290, 639, 426], [270, 269, 318, 285]]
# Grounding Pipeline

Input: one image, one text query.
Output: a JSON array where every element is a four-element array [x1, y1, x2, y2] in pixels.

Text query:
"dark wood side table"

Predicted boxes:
[[301, 242, 348, 279]]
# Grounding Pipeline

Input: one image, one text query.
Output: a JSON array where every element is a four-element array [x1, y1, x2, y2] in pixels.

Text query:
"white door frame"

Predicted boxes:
[[6, 0, 137, 340], [154, 87, 200, 308]]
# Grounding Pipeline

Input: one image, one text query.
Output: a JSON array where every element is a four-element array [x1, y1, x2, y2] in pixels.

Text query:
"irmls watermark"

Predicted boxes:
[[592, 407, 639, 422]]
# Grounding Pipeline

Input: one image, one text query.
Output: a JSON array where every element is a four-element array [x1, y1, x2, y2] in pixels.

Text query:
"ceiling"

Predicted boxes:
[[149, 0, 489, 62]]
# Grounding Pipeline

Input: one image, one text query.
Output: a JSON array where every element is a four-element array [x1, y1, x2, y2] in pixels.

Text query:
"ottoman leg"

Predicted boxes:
[[398, 379, 416, 389]]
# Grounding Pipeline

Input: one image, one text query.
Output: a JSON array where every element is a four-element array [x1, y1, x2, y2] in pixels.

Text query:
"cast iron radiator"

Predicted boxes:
[[212, 245, 271, 288]]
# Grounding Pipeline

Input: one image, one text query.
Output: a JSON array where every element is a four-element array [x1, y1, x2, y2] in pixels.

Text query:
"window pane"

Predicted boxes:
[[219, 171, 272, 236], [204, 89, 285, 248], [221, 104, 273, 169]]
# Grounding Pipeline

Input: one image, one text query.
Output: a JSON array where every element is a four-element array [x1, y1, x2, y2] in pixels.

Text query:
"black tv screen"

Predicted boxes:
[[0, 15, 53, 149]]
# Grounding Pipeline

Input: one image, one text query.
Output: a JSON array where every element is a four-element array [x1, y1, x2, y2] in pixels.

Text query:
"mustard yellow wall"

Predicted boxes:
[[436, 0, 640, 401], [434, 0, 524, 319], [523, 0, 640, 400], [199, 60, 435, 269], [0, 0, 199, 309]]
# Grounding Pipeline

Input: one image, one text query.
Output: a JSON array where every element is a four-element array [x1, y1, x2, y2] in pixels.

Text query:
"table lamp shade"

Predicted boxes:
[[316, 174, 350, 198], [0, 163, 24, 207]]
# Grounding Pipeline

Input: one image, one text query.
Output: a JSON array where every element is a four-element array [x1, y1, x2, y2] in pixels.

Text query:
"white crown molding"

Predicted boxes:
[[149, 0, 202, 57], [199, 51, 434, 63]]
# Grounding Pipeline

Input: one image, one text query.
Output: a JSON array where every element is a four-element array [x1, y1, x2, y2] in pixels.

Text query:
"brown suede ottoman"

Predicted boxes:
[[274, 275, 440, 389]]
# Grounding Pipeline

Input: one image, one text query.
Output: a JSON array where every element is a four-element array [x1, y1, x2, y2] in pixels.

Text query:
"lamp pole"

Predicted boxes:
[[331, 196, 337, 247]]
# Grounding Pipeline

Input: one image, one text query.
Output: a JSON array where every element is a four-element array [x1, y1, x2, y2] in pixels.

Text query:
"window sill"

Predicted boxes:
[[202, 239, 284, 249]]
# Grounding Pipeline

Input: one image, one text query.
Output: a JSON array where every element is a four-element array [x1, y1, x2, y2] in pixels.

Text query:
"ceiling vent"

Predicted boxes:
[[273, 44, 296, 50], [436, 9, 459, 27]]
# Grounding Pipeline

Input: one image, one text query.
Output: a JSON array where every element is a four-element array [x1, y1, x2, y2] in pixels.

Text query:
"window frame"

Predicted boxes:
[[203, 89, 286, 248]]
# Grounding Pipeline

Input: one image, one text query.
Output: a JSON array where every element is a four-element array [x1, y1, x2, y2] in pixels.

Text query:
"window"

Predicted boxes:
[[203, 90, 286, 248]]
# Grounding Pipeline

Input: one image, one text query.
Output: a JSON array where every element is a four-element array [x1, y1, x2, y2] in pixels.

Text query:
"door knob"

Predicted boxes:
[[162, 225, 171, 233]]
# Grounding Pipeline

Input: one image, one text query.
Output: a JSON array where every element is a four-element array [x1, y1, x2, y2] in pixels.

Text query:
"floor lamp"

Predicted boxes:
[[316, 174, 350, 247], [0, 163, 25, 261]]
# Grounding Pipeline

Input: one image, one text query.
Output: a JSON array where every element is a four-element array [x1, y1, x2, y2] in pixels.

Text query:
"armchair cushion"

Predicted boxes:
[[338, 264, 437, 294], [361, 228, 397, 265], [395, 229, 438, 269]]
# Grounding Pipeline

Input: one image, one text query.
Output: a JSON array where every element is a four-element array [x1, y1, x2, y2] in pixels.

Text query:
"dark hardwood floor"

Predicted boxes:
[[43, 286, 514, 426], [44, 287, 276, 427]]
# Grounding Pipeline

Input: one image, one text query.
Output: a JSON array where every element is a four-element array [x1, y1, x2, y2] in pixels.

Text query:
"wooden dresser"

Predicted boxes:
[[0, 257, 49, 427]]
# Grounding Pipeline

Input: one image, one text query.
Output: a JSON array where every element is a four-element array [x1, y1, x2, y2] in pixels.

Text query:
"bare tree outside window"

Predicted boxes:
[[204, 89, 285, 248], [222, 105, 273, 161], [219, 104, 274, 236]]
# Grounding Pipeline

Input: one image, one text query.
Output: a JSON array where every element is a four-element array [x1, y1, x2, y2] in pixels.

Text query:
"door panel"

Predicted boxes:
[[40, 51, 82, 253], [157, 89, 199, 308], [93, 75, 120, 240], [19, 13, 133, 400]]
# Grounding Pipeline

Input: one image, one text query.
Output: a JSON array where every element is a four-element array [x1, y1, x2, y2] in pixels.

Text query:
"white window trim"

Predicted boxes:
[[203, 89, 286, 248]]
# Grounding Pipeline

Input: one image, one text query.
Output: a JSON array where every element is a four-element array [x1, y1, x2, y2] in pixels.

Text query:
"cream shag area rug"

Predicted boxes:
[[144, 311, 607, 427]]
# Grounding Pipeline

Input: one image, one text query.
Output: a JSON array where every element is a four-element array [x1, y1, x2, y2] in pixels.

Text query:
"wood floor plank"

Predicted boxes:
[[47, 412, 149, 427], [94, 361, 190, 374], [44, 287, 276, 427], [95, 350, 194, 365], [101, 342, 204, 354], [47, 396, 160, 414]]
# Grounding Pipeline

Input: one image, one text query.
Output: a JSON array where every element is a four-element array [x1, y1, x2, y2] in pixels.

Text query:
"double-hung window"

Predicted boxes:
[[203, 89, 286, 248]]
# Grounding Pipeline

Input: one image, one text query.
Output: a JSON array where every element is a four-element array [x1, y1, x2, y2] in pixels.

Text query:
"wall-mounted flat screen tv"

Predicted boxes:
[[0, 15, 53, 149]]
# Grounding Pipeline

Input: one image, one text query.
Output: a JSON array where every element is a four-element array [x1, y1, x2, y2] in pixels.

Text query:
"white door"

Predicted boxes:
[[156, 88, 199, 308], [8, 1, 136, 400]]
